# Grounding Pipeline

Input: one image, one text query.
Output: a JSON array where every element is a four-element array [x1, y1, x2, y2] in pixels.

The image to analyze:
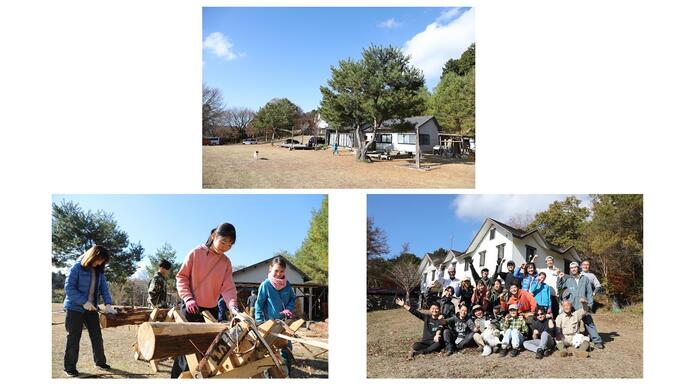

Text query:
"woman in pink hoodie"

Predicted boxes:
[[170, 222, 239, 378]]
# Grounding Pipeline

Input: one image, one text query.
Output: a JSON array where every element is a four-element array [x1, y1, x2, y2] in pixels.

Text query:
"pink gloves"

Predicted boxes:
[[280, 309, 293, 318], [185, 299, 199, 314]]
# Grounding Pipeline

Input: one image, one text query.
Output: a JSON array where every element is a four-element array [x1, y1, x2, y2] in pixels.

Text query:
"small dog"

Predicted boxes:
[[253, 150, 259, 160], [481, 323, 502, 356]]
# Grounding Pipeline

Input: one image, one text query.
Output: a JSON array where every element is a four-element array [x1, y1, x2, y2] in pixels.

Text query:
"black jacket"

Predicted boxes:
[[409, 308, 443, 342], [439, 296, 456, 318]]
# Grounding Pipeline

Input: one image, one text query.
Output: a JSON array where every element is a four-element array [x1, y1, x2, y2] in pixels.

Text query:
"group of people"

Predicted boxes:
[[62, 222, 297, 378], [398, 254, 605, 360]]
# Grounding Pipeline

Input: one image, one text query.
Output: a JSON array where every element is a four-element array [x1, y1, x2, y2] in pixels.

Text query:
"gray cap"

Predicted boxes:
[[508, 304, 519, 311], [569, 262, 580, 268]]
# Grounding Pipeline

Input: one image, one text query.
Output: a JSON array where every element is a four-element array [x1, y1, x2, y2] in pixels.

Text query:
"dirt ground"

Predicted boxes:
[[202, 143, 475, 188], [367, 305, 643, 378], [51, 304, 328, 379]]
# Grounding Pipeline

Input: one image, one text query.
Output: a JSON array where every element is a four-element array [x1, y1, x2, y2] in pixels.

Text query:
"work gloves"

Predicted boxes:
[[104, 304, 117, 315], [83, 301, 96, 311]]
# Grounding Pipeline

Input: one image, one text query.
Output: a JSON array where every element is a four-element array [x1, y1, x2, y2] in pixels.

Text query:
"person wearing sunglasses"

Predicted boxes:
[[523, 307, 556, 359]]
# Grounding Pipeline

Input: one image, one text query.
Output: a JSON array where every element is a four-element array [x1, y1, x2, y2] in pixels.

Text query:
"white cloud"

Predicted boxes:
[[436, 8, 461, 23], [452, 195, 592, 222], [203, 32, 245, 61], [378, 18, 401, 28], [403, 7, 475, 85]]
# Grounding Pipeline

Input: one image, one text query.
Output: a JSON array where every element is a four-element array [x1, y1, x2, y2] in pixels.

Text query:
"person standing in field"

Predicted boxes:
[[557, 262, 604, 349], [171, 223, 239, 378], [148, 259, 171, 308], [539, 256, 561, 316], [255, 256, 297, 376], [247, 290, 258, 317], [62, 245, 118, 377]]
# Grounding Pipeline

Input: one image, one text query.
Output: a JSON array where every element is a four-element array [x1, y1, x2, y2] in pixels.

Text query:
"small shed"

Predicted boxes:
[[232, 255, 328, 321]]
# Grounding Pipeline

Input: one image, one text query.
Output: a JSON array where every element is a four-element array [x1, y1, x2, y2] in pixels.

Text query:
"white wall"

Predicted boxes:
[[461, 226, 513, 283], [233, 262, 305, 284]]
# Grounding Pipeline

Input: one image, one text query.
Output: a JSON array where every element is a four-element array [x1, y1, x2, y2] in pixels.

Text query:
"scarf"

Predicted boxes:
[[268, 272, 287, 291]]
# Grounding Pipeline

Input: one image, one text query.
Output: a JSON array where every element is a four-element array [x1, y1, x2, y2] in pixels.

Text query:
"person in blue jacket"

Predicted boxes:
[[62, 245, 118, 377], [522, 262, 540, 294], [254, 256, 296, 376], [531, 272, 552, 314]]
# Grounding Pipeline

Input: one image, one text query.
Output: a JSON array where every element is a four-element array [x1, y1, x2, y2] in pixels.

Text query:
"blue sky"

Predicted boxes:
[[202, 7, 475, 112], [367, 194, 591, 259], [52, 194, 325, 277]]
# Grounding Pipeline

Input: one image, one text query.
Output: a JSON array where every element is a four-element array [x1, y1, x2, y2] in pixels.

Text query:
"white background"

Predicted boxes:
[[1, 0, 689, 386]]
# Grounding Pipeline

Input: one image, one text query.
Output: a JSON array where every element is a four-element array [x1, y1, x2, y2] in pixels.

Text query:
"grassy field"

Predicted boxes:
[[202, 143, 475, 188], [51, 304, 328, 379], [367, 305, 643, 378]]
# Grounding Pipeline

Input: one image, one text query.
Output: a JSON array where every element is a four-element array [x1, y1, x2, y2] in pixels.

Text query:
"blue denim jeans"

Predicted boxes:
[[523, 331, 555, 352], [582, 314, 602, 344], [502, 328, 524, 348]]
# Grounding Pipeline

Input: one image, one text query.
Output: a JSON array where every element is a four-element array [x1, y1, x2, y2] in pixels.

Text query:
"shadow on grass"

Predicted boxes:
[[599, 331, 620, 344]]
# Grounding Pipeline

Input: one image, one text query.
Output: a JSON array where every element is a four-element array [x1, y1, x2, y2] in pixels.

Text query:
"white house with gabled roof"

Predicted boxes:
[[418, 218, 581, 290]]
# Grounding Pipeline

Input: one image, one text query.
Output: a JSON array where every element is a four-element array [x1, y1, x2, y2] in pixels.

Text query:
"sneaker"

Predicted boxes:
[[536, 348, 544, 359], [64, 370, 79, 377], [544, 348, 553, 357], [499, 346, 510, 357], [95, 364, 111, 371], [594, 342, 605, 349], [406, 351, 416, 361], [445, 349, 454, 357], [510, 348, 519, 357], [559, 349, 570, 357]]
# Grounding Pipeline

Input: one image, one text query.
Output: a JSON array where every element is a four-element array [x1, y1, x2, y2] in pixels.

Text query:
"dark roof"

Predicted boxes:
[[490, 218, 527, 236], [424, 253, 445, 265], [363, 116, 436, 132], [488, 218, 574, 254], [232, 255, 311, 282], [448, 249, 465, 257]]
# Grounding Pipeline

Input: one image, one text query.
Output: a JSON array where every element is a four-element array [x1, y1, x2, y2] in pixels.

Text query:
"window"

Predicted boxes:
[[376, 134, 392, 143], [479, 251, 486, 267], [430, 269, 436, 281], [464, 259, 469, 271], [526, 245, 537, 261], [398, 133, 416, 144], [420, 134, 430, 145], [497, 244, 506, 260], [490, 228, 496, 240]]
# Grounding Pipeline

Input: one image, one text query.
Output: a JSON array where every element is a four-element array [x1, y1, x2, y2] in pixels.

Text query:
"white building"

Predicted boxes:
[[325, 116, 441, 154], [232, 255, 310, 284], [419, 218, 581, 291]]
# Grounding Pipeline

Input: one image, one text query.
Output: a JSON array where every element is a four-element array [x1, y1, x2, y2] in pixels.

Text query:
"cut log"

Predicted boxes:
[[137, 322, 229, 361], [99, 310, 154, 328]]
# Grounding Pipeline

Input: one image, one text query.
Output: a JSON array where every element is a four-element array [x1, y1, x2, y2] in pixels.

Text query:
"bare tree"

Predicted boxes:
[[225, 107, 255, 139], [367, 217, 389, 260], [507, 212, 534, 230], [387, 259, 420, 303], [202, 84, 225, 136]]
